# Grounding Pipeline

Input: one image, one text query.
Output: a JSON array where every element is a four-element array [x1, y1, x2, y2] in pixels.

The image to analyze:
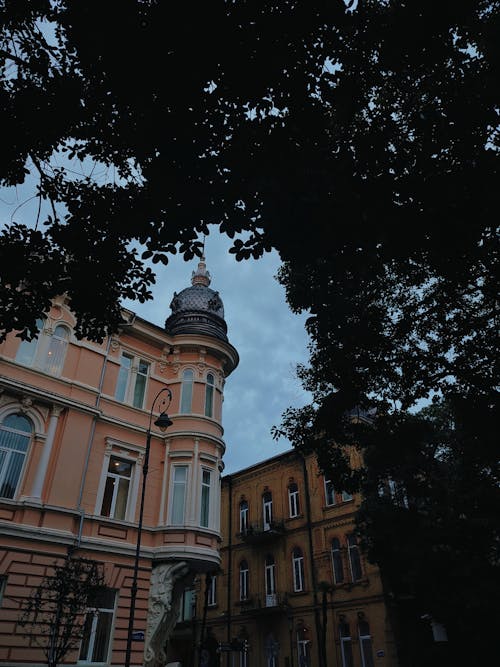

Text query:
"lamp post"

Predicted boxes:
[[124, 386, 173, 667]]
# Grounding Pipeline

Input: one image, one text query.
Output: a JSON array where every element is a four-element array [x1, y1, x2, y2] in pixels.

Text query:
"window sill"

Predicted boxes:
[[288, 590, 309, 597], [285, 513, 304, 523]]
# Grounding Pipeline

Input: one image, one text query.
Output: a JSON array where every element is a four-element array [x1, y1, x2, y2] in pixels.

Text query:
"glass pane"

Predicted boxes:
[[180, 371, 193, 413], [171, 468, 187, 524], [204, 383, 214, 417], [92, 610, 113, 661], [133, 372, 147, 408], [101, 477, 115, 517], [174, 466, 187, 482], [108, 457, 132, 476], [325, 480, 336, 505], [114, 478, 130, 520], [78, 613, 93, 660], [3, 414, 32, 433], [341, 639, 354, 667], [44, 333, 68, 375], [115, 363, 129, 402], [15, 319, 43, 366], [0, 451, 25, 498], [200, 483, 210, 527], [361, 637, 375, 667]]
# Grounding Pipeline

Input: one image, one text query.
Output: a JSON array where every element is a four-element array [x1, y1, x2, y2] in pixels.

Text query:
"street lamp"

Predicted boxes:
[[124, 386, 173, 667]]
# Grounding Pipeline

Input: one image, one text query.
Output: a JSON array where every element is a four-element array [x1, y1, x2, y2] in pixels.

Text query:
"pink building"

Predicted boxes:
[[0, 259, 238, 666]]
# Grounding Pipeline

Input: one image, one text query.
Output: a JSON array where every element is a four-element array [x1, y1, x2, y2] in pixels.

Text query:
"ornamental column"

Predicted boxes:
[[30, 405, 64, 500]]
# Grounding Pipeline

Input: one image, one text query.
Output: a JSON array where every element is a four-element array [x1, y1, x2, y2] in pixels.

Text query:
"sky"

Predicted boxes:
[[1, 181, 312, 474]]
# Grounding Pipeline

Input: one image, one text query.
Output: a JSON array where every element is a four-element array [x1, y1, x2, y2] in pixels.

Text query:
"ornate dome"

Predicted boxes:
[[165, 258, 228, 341]]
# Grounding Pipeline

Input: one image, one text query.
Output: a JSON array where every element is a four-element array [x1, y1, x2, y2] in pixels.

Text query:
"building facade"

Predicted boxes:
[[198, 450, 398, 667], [0, 259, 238, 666]]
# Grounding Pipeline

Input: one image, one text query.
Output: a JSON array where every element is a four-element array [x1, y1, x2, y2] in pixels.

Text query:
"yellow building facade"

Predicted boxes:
[[196, 450, 398, 667]]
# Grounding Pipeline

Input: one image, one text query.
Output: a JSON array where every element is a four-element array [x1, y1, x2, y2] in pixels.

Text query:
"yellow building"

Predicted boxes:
[[194, 449, 398, 667]]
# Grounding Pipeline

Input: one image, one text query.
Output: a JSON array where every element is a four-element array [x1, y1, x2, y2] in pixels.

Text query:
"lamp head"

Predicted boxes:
[[154, 411, 173, 432]]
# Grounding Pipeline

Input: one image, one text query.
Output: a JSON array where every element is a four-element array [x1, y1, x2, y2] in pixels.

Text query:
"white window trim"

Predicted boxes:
[[77, 589, 117, 665], [239, 562, 249, 601], [179, 367, 195, 414], [0, 412, 34, 500], [204, 372, 216, 418], [240, 501, 249, 533], [263, 493, 273, 530], [200, 467, 212, 528], [94, 441, 141, 523], [207, 575, 217, 606], [292, 550, 304, 592], [15, 319, 72, 377]]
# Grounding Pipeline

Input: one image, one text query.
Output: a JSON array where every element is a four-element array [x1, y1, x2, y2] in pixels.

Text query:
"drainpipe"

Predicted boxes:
[[301, 454, 325, 667], [226, 475, 233, 667]]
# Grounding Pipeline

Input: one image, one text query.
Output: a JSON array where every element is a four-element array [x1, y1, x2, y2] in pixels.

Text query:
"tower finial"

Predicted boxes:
[[191, 246, 211, 287]]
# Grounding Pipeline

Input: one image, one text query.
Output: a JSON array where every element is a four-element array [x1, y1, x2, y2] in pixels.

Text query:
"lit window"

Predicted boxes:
[[79, 588, 116, 664], [205, 372, 215, 417], [324, 479, 336, 506], [359, 619, 375, 667], [288, 483, 300, 518], [15, 319, 70, 377], [207, 575, 217, 606], [347, 534, 363, 581], [263, 491, 273, 530], [239, 560, 249, 601], [331, 538, 344, 584], [292, 547, 305, 592], [170, 466, 188, 525], [239, 500, 249, 533], [115, 353, 150, 408], [180, 369, 194, 413], [0, 414, 32, 499], [100, 457, 133, 520], [44, 325, 69, 375], [339, 620, 354, 667], [200, 469, 211, 527]]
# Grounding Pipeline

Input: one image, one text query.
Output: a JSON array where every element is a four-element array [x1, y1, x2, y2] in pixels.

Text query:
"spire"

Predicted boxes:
[[191, 255, 211, 287]]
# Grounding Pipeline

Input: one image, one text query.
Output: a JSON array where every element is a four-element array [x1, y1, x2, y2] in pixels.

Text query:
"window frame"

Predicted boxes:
[[204, 372, 215, 418], [288, 482, 300, 518], [0, 413, 33, 500], [207, 575, 217, 607], [331, 537, 344, 584], [115, 351, 150, 409], [339, 621, 354, 667], [265, 554, 276, 598], [324, 478, 336, 506], [347, 534, 363, 582], [200, 468, 211, 528], [239, 560, 249, 601], [292, 547, 305, 592], [239, 500, 249, 533], [263, 491, 273, 530], [99, 455, 134, 521], [15, 319, 71, 377], [169, 464, 189, 526], [78, 588, 116, 665], [358, 619, 375, 667], [180, 368, 194, 414]]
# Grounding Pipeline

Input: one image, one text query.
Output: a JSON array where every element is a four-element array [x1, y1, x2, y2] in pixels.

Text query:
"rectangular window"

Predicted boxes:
[[78, 588, 116, 664], [348, 534, 363, 581], [200, 469, 211, 527], [207, 575, 216, 606], [100, 457, 133, 520], [288, 484, 300, 517], [178, 588, 196, 622], [115, 353, 149, 409], [293, 553, 304, 592], [239, 564, 249, 601], [325, 479, 336, 506], [239, 502, 249, 533], [340, 624, 354, 667], [170, 466, 188, 525]]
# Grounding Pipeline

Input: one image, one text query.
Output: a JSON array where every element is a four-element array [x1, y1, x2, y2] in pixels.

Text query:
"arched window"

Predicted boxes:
[[292, 547, 305, 592], [205, 372, 215, 418], [324, 478, 336, 506], [339, 620, 354, 667], [347, 534, 362, 581], [332, 537, 344, 584], [239, 560, 249, 601], [358, 619, 375, 667], [263, 491, 273, 530], [15, 318, 44, 366], [44, 324, 69, 375], [296, 625, 311, 667], [0, 414, 32, 499], [180, 369, 194, 413], [239, 500, 249, 533], [288, 482, 300, 517], [264, 554, 276, 605]]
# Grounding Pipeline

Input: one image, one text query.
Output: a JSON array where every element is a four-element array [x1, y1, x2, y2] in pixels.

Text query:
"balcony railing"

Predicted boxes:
[[236, 593, 285, 614], [238, 520, 285, 544]]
